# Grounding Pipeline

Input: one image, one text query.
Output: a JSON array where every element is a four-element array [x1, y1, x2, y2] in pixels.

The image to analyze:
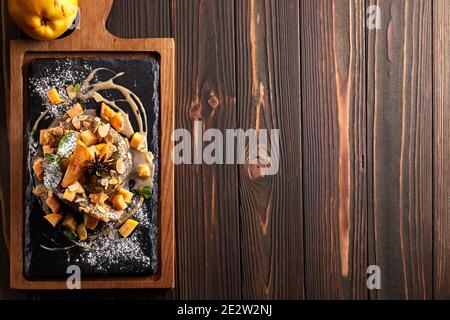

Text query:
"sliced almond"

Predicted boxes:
[[104, 133, 114, 144], [98, 124, 110, 138], [116, 159, 125, 175], [97, 205, 106, 213], [72, 117, 81, 129], [79, 115, 88, 121]]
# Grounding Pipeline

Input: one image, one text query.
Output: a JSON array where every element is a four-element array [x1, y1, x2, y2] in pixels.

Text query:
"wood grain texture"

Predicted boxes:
[[0, 0, 444, 300], [235, 0, 304, 299], [367, 0, 433, 299], [171, 0, 241, 299], [8, 0, 175, 290], [300, 0, 368, 299], [433, 0, 450, 300]]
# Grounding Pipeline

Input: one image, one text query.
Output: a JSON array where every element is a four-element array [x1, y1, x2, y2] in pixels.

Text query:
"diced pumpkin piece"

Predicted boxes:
[[33, 157, 44, 181], [62, 215, 77, 231], [77, 224, 88, 241], [110, 113, 123, 132], [66, 103, 83, 118], [39, 129, 51, 145], [80, 130, 98, 147], [130, 132, 145, 150], [45, 196, 61, 213], [89, 192, 108, 204], [33, 184, 47, 196], [84, 214, 99, 230], [61, 142, 90, 187], [44, 213, 63, 227], [42, 145, 53, 154], [63, 189, 76, 202], [95, 143, 112, 160], [119, 219, 139, 238], [112, 194, 128, 211], [67, 181, 84, 194], [136, 164, 151, 178], [118, 187, 134, 204], [100, 103, 116, 120], [47, 87, 64, 105]]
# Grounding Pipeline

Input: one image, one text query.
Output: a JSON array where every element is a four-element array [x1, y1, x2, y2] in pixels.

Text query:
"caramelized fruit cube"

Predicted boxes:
[[66, 103, 83, 118], [136, 164, 151, 177], [44, 213, 63, 227], [84, 214, 99, 230], [63, 189, 76, 202], [119, 219, 139, 238], [62, 215, 77, 231], [45, 196, 61, 213], [33, 157, 44, 181], [80, 130, 98, 147], [110, 113, 123, 132], [61, 142, 90, 187], [119, 187, 134, 204], [130, 132, 145, 150], [77, 224, 88, 241], [100, 103, 116, 120], [112, 194, 128, 211], [47, 87, 64, 105]]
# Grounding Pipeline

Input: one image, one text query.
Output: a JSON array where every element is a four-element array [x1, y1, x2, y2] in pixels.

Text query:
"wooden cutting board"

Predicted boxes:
[[9, 0, 175, 289]]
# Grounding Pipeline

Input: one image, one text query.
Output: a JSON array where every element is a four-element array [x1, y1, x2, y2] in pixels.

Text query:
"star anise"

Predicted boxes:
[[86, 154, 114, 177]]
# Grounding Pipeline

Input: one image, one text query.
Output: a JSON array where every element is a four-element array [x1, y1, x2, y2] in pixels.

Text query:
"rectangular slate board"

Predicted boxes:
[[25, 57, 160, 279]]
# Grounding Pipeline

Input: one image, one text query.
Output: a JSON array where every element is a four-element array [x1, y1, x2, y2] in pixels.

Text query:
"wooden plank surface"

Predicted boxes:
[[170, 0, 241, 299], [0, 0, 444, 299], [300, 0, 368, 299], [235, 0, 304, 299], [433, 0, 450, 300], [367, 0, 433, 299]]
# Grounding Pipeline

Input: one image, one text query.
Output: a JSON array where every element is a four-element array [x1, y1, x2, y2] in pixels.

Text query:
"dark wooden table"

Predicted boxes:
[[0, 0, 448, 300]]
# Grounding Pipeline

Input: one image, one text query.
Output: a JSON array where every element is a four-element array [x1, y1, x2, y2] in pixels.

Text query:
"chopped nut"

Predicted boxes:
[[104, 133, 115, 144], [116, 158, 125, 174], [79, 115, 88, 121], [98, 123, 110, 138], [83, 121, 91, 129], [97, 205, 106, 213], [72, 117, 81, 129], [33, 184, 47, 196]]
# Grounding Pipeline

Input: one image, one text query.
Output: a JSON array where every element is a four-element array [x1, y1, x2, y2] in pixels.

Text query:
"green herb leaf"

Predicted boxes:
[[74, 83, 81, 93], [64, 230, 78, 241], [44, 153, 59, 162], [57, 132, 78, 158], [138, 186, 152, 199]]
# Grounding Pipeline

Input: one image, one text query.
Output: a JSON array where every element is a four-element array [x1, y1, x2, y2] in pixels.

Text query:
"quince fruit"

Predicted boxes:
[[8, 0, 78, 40]]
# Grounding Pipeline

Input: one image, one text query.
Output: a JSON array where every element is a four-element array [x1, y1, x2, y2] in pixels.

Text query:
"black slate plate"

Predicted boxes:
[[24, 57, 159, 279]]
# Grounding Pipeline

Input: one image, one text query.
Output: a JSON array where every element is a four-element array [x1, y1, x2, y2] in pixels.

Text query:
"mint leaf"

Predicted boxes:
[[44, 153, 59, 162], [74, 83, 81, 93], [138, 186, 152, 199], [57, 132, 77, 158], [64, 230, 78, 240]]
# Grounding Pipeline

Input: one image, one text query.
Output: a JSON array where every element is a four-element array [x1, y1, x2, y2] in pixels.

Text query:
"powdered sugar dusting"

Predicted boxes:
[[29, 59, 93, 117]]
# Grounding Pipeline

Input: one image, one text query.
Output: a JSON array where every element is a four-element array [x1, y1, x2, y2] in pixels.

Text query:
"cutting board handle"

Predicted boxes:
[[75, 0, 114, 40]]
